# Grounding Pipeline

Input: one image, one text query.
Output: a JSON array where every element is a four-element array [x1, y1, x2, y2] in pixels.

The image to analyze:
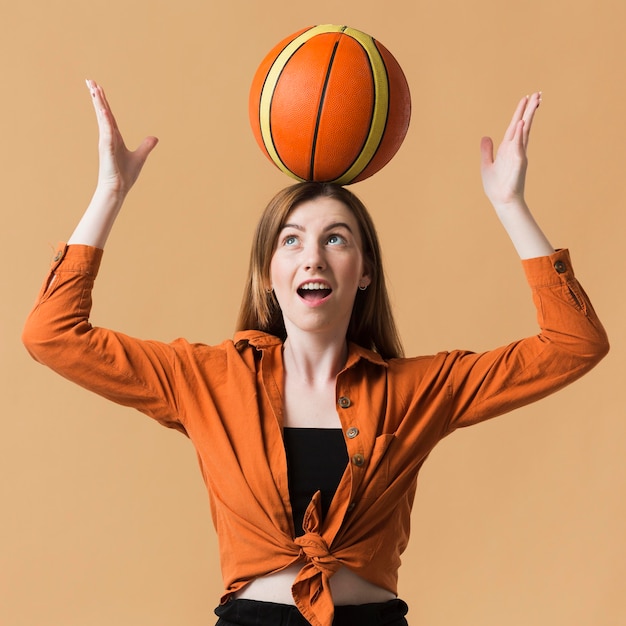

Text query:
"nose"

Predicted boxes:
[[303, 242, 326, 271]]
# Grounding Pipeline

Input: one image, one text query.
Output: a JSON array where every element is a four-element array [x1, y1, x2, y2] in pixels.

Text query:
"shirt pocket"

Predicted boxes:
[[358, 433, 397, 503]]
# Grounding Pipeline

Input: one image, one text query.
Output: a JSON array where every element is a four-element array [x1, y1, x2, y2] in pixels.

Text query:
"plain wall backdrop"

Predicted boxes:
[[2, 1, 624, 625]]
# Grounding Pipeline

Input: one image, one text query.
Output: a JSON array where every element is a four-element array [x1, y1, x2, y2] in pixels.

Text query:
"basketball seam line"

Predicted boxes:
[[310, 38, 342, 181], [330, 29, 390, 185], [332, 42, 377, 183]]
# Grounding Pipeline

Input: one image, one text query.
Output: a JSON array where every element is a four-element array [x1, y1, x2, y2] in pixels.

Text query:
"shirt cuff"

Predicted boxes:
[[49, 242, 104, 275], [521, 248, 574, 287]]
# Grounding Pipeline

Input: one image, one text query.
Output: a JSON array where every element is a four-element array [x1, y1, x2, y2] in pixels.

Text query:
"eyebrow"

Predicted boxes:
[[281, 221, 355, 233]]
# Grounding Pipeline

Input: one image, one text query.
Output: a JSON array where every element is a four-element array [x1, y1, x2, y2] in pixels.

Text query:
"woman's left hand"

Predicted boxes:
[[480, 92, 541, 210]]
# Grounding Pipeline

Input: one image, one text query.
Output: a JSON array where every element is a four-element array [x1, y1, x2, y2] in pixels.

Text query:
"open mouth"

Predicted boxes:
[[297, 282, 332, 302]]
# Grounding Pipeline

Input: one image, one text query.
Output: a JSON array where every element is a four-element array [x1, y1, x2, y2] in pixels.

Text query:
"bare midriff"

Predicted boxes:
[[233, 564, 396, 605]]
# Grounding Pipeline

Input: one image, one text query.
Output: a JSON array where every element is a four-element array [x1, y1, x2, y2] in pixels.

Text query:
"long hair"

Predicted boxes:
[[236, 182, 404, 359]]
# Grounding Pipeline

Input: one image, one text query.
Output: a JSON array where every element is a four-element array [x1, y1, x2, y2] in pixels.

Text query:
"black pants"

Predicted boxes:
[[215, 598, 409, 625]]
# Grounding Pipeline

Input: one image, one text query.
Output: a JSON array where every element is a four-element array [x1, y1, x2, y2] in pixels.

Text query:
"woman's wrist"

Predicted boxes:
[[67, 187, 127, 247], [494, 200, 555, 259]]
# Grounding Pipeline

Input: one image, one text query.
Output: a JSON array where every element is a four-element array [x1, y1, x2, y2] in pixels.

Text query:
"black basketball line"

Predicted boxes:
[[310, 38, 341, 181], [333, 40, 379, 182]]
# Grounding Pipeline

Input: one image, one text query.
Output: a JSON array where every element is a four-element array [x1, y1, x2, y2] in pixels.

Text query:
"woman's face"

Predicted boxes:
[[269, 196, 371, 340]]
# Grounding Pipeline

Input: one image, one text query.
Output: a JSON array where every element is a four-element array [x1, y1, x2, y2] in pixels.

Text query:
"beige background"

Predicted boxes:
[[2, 0, 624, 624]]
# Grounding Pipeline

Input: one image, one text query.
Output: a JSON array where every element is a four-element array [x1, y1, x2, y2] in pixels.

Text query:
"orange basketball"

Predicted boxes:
[[249, 25, 411, 185]]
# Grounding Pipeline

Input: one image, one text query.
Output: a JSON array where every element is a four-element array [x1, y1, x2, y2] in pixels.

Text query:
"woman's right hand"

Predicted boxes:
[[67, 82, 158, 248], [86, 80, 158, 197]]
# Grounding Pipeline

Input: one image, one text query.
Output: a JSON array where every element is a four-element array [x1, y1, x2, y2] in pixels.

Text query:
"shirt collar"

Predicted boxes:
[[233, 330, 388, 369]]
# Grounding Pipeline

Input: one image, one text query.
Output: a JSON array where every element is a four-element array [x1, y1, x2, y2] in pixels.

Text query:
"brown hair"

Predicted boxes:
[[236, 182, 404, 359]]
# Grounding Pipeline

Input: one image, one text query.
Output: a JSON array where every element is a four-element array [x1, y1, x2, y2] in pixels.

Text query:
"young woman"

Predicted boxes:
[[23, 81, 609, 626]]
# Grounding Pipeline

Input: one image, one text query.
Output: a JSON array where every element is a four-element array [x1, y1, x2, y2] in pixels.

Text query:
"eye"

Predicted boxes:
[[283, 235, 299, 246], [327, 234, 346, 245]]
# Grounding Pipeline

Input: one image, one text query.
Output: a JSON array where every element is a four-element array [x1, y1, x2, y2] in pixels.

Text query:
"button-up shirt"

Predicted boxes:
[[22, 244, 609, 626]]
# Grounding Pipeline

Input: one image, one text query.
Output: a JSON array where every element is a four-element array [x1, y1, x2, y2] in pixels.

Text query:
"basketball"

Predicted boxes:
[[249, 24, 411, 185]]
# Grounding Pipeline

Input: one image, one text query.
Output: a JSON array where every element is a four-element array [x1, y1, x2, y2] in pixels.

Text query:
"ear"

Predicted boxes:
[[359, 266, 372, 290]]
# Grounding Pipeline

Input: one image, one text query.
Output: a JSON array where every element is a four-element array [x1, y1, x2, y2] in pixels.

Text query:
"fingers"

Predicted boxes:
[[86, 79, 120, 145], [86, 79, 127, 136], [136, 135, 159, 162], [504, 96, 529, 142], [520, 92, 541, 149], [86, 79, 107, 118], [480, 136, 494, 167], [502, 92, 542, 154]]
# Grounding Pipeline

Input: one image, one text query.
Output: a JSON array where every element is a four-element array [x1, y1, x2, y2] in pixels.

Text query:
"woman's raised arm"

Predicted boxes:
[[67, 80, 158, 248]]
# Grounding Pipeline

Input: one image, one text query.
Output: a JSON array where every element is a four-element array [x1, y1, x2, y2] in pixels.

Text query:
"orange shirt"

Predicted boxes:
[[23, 244, 609, 626]]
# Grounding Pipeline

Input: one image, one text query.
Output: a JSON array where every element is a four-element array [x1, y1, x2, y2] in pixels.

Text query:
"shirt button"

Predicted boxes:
[[52, 251, 63, 262], [346, 427, 359, 439], [351, 453, 365, 467], [554, 260, 567, 274], [338, 396, 351, 409], [347, 501, 356, 512]]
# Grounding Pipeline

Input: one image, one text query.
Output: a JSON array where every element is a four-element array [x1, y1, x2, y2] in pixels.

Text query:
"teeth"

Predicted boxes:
[[300, 282, 329, 290]]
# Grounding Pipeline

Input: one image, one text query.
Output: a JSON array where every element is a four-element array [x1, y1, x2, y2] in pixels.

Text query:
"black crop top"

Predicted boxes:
[[283, 428, 348, 537]]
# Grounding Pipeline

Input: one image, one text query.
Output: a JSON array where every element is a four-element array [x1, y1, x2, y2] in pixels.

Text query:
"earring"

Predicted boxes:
[[358, 283, 368, 291]]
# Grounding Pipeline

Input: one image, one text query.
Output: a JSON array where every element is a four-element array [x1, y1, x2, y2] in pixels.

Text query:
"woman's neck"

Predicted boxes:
[[282, 335, 348, 387]]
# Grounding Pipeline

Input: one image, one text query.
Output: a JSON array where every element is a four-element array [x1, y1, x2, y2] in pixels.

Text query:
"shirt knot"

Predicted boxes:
[[295, 531, 341, 578], [293, 490, 341, 578]]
